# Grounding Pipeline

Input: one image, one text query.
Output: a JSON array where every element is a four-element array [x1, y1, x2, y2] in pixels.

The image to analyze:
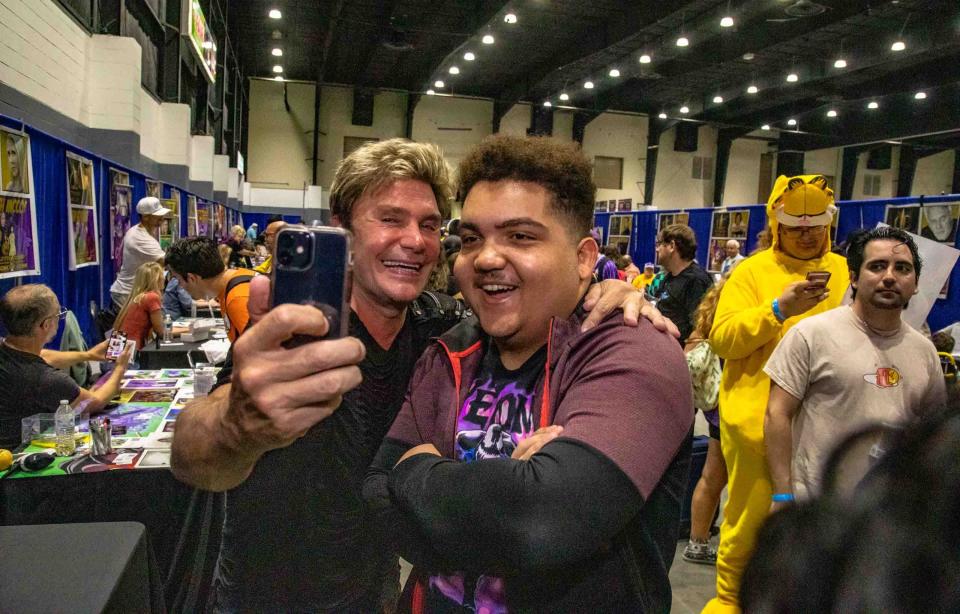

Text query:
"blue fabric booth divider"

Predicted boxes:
[[595, 195, 960, 331], [0, 114, 244, 347]]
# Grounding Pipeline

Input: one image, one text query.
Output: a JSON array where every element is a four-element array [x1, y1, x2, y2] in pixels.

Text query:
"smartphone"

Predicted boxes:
[[806, 270, 831, 290], [105, 331, 128, 361], [270, 225, 351, 339]]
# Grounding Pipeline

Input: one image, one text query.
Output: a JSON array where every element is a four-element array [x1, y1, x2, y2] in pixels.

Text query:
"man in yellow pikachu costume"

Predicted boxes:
[[702, 175, 850, 613]]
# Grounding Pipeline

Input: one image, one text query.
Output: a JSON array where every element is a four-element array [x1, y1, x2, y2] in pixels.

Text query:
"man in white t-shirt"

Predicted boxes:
[[109, 197, 169, 308], [764, 226, 946, 505]]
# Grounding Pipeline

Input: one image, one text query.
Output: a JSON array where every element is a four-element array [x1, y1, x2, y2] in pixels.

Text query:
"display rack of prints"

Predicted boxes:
[[707, 209, 750, 272], [66, 151, 100, 269], [0, 126, 40, 278]]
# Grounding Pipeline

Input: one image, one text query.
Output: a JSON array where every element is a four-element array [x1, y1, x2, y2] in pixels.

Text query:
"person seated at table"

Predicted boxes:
[[166, 237, 256, 342], [114, 262, 187, 349], [162, 274, 217, 320], [227, 225, 256, 269], [0, 284, 131, 449]]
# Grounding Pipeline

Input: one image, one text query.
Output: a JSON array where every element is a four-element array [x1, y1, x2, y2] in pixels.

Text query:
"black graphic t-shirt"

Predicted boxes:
[[431, 341, 547, 612]]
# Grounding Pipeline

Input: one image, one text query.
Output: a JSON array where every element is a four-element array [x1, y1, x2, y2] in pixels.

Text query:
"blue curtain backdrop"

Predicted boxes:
[[0, 114, 220, 347], [595, 195, 960, 331]]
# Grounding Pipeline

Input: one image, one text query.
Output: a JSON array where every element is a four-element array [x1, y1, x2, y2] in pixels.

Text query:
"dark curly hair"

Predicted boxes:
[[458, 135, 596, 239]]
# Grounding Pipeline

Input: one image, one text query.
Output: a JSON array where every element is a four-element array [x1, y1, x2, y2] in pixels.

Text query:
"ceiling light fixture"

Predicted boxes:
[[426, 89, 435, 95], [747, 84, 759, 94], [713, 95, 723, 103], [834, 58, 847, 68], [827, 109, 838, 117], [742, 52, 755, 61], [272, 65, 283, 73], [434, 80, 445, 88], [464, 52, 475, 61], [915, 91, 927, 99], [268, 8, 281, 19], [868, 101, 879, 109], [504, 12, 517, 24], [676, 36, 689, 47], [680, 105, 690, 114], [584, 80, 594, 89], [720, 16, 734, 27], [271, 48, 283, 57], [543, 101, 552, 107], [639, 54, 652, 64], [482, 34, 495, 45], [786, 73, 798, 82], [609, 68, 621, 77], [891, 40, 906, 51], [448, 66, 460, 74], [761, 124, 771, 130], [559, 92, 570, 101], [658, 112, 667, 119], [787, 118, 797, 126]]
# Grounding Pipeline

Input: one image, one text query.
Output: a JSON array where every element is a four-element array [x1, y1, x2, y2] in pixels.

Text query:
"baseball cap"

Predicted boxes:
[[136, 196, 170, 217], [644, 262, 655, 269]]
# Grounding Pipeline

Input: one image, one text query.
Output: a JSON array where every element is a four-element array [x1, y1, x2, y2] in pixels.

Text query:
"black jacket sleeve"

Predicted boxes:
[[384, 438, 643, 576]]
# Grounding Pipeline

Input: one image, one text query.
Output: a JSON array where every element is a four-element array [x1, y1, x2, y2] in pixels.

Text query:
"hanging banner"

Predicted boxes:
[[110, 169, 132, 264], [0, 127, 40, 278], [66, 151, 99, 269]]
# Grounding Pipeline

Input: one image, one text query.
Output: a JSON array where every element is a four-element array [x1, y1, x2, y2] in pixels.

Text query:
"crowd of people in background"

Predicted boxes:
[[0, 134, 956, 613]]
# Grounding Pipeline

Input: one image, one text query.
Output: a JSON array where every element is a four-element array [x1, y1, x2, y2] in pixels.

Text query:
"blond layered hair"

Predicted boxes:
[[115, 262, 165, 330], [329, 138, 453, 228]]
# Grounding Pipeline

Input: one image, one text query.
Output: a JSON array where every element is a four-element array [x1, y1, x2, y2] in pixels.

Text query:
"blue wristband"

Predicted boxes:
[[771, 298, 786, 323], [772, 493, 794, 502]]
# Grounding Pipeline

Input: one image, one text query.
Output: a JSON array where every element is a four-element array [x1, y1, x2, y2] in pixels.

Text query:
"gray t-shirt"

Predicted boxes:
[[764, 305, 946, 499], [0, 342, 80, 448], [109, 224, 165, 297]]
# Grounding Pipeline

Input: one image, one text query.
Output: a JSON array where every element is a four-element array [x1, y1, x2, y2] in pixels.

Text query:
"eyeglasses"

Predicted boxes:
[[780, 225, 827, 237], [46, 307, 68, 322]]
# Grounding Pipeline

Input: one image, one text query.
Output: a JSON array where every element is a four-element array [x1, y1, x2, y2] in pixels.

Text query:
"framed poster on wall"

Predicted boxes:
[[0, 126, 40, 278], [187, 195, 198, 236], [607, 214, 633, 255], [65, 151, 99, 269], [884, 204, 920, 233], [708, 209, 749, 272], [109, 168, 131, 264]]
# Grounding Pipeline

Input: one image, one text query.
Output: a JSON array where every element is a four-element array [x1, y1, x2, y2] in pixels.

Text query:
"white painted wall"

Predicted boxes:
[[213, 154, 229, 191], [0, 0, 222, 186], [655, 124, 718, 208], [724, 138, 765, 205], [913, 149, 955, 196], [499, 103, 529, 136], [189, 135, 214, 182], [246, 79, 314, 189], [412, 95, 493, 177], [553, 110, 574, 141], [581, 112, 647, 207]]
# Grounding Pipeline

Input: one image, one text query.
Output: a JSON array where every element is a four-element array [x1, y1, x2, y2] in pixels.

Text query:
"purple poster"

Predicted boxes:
[[196, 199, 210, 237], [0, 127, 40, 278], [111, 182, 132, 263], [70, 207, 97, 267]]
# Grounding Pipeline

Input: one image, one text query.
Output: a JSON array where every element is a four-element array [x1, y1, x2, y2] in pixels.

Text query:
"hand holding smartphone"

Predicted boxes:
[[105, 332, 128, 361], [270, 225, 352, 341], [805, 270, 831, 291]]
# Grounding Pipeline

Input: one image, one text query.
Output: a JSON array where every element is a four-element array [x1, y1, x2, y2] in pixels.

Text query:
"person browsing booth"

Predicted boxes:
[[169, 137, 671, 612], [109, 196, 168, 309], [165, 237, 254, 342], [653, 223, 714, 345], [764, 226, 946, 504], [703, 175, 850, 614], [365, 135, 693, 612]]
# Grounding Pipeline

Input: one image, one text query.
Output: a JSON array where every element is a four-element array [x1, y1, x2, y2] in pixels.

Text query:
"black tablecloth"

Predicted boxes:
[[1, 470, 224, 613], [138, 340, 207, 369], [0, 522, 159, 613]]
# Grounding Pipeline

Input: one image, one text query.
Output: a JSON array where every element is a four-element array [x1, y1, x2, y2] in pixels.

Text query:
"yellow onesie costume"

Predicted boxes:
[[702, 176, 850, 613]]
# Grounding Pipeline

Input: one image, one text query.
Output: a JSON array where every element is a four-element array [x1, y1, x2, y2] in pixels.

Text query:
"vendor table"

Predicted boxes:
[[0, 522, 162, 613], [0, 369, 224, 613], [137, 319, 227, 370]]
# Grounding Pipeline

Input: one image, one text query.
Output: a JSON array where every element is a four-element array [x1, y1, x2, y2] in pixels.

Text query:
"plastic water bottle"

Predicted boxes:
[[55, 399, 75, 457], [163, 314, 173, 343]]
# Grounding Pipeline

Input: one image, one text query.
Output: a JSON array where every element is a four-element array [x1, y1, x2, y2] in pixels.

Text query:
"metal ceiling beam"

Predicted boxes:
[[312, 0, 346, 186], [714, 127, 753, 206]]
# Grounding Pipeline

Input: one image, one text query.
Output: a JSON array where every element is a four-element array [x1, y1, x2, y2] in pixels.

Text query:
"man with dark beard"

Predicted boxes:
[[764, 226, 946, 505]]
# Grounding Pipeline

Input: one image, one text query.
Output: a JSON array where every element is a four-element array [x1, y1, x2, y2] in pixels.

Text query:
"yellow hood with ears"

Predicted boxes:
[[766, 174, 836, 256]]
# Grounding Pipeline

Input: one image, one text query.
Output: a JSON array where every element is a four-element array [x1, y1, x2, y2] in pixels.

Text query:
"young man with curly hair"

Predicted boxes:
[[365, 135, 693, 612]]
